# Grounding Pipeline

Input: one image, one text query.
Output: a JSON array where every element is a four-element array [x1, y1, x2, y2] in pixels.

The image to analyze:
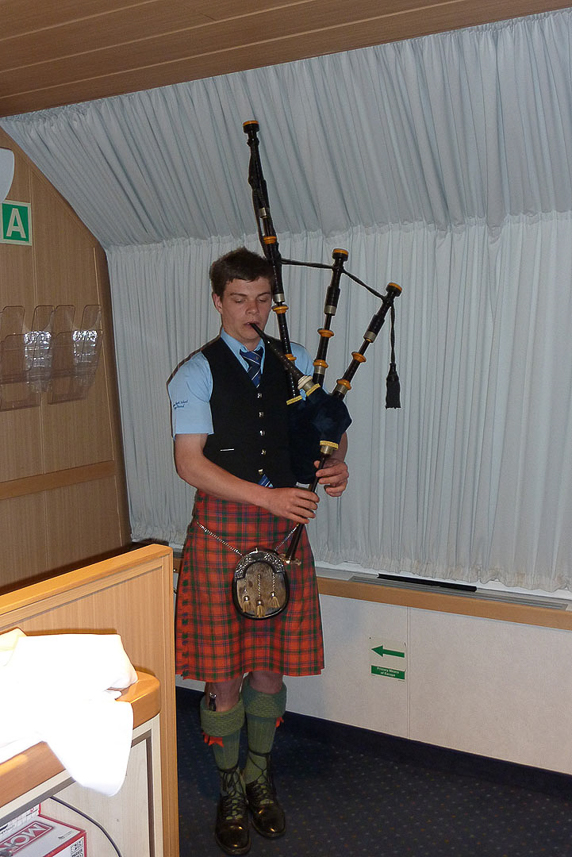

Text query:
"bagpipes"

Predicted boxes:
[[232, 120, 402, 620]]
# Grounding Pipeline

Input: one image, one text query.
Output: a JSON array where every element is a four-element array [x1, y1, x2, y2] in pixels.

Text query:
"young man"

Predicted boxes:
[[169, 247, 349, 855]]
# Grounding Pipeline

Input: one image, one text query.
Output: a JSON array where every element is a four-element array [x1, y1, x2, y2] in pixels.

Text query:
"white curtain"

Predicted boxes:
[[3, 11, 572, 590], [105, 214, 572, 592]]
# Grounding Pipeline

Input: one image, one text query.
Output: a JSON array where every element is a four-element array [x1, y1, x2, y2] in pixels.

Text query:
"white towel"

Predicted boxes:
[[0, 630, 138, 795]]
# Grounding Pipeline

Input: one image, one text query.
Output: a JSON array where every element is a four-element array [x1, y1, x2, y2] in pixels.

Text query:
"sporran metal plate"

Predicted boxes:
[[232, 548, 290, 620]]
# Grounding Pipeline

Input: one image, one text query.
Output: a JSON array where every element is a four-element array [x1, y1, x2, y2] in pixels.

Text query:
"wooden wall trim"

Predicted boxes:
[[0, 461, 117, 500], [318, 576, 572, 632]]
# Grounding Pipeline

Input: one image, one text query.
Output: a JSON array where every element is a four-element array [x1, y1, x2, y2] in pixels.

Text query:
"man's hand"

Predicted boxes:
[[261, 486, 319, 525], [315, 457, 349, 497]]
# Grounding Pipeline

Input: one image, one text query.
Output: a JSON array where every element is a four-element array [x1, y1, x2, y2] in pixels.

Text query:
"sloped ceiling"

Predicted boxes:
[[2, 0, 571, 118]]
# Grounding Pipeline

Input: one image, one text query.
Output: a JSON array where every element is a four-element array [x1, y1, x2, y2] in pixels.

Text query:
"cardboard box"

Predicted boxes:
[[0, 807, 85, 857]]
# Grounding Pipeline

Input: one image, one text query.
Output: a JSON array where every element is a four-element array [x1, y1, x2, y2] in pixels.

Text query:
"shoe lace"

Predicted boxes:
[[246, 752, 276, 806], [220, 768, 247, 821]]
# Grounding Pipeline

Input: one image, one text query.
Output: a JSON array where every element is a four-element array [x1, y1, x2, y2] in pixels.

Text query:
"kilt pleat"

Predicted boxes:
[[175, 490, 324, 681]]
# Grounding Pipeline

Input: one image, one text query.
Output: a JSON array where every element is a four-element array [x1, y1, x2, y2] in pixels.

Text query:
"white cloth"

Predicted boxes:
[[0, 630, 138, 796]]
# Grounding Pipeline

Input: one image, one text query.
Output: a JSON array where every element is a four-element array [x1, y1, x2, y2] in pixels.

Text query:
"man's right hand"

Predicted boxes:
[[261, 486, 319, 524]]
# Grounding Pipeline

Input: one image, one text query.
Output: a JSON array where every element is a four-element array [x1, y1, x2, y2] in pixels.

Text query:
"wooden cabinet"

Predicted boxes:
[[0, 545, 178, 857], [1, 673, 163, 856]]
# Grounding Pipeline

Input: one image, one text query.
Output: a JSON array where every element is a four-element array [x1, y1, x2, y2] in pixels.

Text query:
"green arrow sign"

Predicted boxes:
[[372, 644, 405, 659]]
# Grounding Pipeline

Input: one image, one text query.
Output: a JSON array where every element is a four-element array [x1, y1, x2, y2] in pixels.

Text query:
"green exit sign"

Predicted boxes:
[[1, 200, 32, 245]]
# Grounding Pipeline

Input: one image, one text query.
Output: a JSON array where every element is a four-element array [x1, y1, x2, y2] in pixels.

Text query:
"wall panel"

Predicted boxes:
[[0, 408, 43, 481], [42, 375, 114, 471], [0, 242, 34, 308], [45, 477, 126, 572], [0, 494, 47, 576], [0, 128, 130, 587], [408, 609, 572, 773], [32, 171, 100, 305]]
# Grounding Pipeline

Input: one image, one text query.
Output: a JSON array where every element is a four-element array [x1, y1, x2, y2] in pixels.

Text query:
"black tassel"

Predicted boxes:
[[386, 363, 401, 408], [385, 304, 401, 408]]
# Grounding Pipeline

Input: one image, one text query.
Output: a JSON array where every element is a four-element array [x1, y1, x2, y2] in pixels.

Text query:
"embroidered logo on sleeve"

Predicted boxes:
[[173, 399, 188, 410]]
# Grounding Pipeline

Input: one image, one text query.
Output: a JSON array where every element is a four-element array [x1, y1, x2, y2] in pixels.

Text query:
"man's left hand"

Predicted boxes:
[[314, 457, 349, 497]]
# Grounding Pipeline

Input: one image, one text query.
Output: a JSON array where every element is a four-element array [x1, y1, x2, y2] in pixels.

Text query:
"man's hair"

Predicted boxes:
[[209, 247, 274, 297]]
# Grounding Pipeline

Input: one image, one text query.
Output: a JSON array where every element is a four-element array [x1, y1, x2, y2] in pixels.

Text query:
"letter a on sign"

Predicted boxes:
[[1, 200, 32, 245]]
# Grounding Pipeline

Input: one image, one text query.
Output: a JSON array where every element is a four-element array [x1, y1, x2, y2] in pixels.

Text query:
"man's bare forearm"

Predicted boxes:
[[174, 433, 319, 524]]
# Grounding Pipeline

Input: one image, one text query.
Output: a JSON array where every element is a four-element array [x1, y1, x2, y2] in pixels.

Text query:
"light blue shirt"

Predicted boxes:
[[168, 329, 314, 438]]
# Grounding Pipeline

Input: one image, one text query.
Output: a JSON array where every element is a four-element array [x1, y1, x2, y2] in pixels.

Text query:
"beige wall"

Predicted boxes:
[[0, 128, 130, 588]]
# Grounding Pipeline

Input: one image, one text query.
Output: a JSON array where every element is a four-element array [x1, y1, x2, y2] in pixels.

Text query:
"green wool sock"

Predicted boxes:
[[200, 695, 245, 774], [242, 678, 287, 785]]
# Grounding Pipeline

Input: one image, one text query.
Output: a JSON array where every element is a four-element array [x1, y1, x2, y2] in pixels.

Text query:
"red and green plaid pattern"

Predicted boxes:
[[175, 490, 324, 682]]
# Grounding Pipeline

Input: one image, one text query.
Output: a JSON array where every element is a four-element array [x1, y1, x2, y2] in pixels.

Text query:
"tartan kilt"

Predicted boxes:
[[175, 490, 324, 682]]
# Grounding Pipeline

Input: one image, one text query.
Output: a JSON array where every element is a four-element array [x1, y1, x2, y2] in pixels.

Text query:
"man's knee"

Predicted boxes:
[[247, 670, 284, 696], [205, 676, 243, 711]]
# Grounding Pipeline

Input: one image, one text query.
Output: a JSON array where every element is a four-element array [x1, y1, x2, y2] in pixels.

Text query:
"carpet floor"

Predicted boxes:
[[176, 687, 572, 856]]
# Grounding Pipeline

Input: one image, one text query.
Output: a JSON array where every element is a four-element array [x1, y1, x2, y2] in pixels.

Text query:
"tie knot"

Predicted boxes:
[[241, 348, 262, 365]]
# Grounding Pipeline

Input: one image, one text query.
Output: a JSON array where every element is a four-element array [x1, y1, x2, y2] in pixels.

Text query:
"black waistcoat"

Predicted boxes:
[[202, 337, 296, 488]]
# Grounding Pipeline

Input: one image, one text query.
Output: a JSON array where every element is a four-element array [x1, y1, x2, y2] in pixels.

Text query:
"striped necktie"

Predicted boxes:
[[241, 347, 263, 387]]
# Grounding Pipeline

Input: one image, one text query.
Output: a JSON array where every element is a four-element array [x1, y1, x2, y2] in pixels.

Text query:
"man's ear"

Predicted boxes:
[[212, 292, 222, 314]]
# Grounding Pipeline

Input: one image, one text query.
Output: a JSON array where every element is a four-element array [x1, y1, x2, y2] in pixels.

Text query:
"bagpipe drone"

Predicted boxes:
[[232, 120, 402, 620]]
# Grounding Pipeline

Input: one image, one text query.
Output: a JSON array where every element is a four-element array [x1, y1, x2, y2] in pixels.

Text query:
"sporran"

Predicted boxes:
[[196, 521, 294, 620], [232, 548, 289, 619]]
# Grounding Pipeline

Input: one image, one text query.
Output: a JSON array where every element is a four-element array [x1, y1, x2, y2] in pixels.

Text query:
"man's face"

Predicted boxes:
[[213, 277, 273, 348]]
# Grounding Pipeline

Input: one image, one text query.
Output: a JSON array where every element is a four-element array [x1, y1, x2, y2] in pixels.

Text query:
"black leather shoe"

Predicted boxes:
[[215, 767, 251, 855], [245, 757, 286, 839]]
